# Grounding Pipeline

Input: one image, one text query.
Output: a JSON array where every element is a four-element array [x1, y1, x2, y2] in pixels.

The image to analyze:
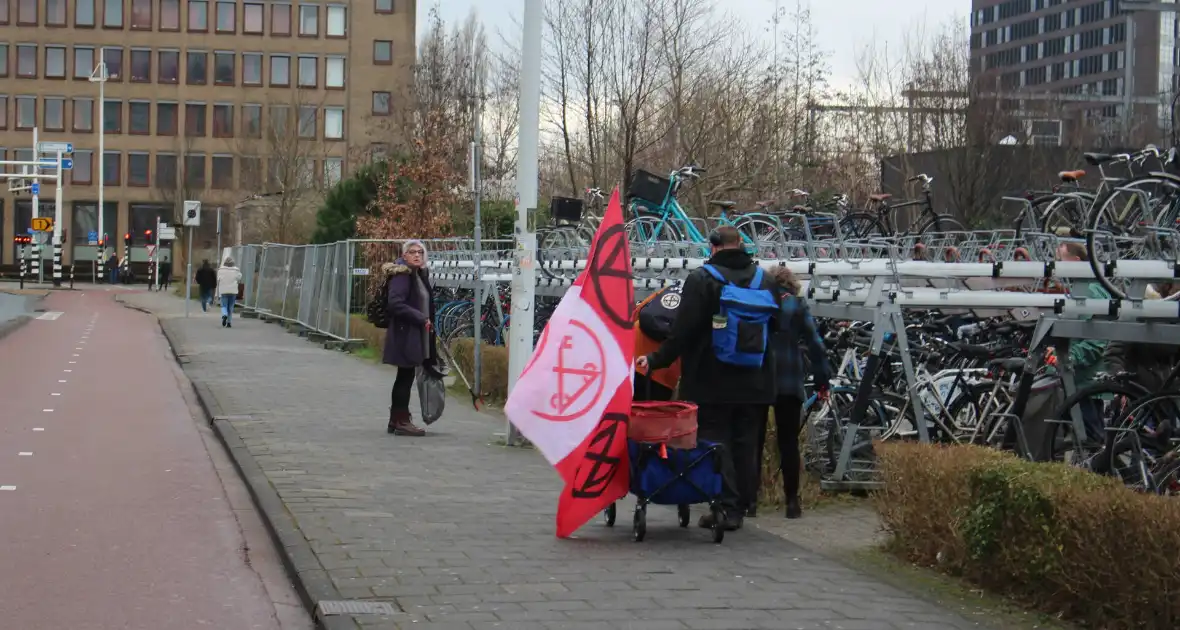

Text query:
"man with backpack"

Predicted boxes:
[[637, 226, 781, 531]]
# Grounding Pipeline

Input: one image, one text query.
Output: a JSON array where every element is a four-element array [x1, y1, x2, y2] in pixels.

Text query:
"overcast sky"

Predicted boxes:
[[416, 0, 972, 90]]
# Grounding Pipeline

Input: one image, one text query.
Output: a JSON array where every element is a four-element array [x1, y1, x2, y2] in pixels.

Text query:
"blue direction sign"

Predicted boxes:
[[88, 231, 98, 245], [30, 181, 40, 195], [37, 158, 73, 170], [37, 141, 74, 154]]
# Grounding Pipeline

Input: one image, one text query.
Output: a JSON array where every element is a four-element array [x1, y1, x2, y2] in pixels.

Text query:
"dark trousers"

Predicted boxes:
[[696, 403, 762, 517], [633, 372, 674, 402], [755, 396, 804, 501], [390, 367, 416, 413]]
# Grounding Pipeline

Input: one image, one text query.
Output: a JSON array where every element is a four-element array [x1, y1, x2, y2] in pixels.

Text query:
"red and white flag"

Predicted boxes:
[[505, 188, 635, 538]]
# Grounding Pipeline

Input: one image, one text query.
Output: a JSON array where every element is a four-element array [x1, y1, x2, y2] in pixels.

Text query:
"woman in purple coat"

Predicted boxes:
[[380, 240, 437, 436]]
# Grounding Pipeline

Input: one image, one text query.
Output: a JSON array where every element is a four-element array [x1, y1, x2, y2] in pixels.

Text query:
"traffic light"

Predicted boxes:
[[144, 229, 155, 245], [124, 232, 132, 246], [14, 234, 31, 245]]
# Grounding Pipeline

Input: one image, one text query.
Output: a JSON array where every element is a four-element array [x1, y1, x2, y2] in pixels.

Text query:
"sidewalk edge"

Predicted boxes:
[[155, 317, 359, 630], [0, 315, 33, 343]]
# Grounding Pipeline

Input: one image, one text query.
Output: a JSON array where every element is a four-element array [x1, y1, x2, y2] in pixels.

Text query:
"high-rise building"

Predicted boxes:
[[0, 0, 415, 269], [969, 0, 1174, 145]]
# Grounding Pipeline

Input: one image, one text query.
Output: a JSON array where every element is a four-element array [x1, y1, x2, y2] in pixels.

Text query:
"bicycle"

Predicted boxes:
[[838, 174, 965, 238]]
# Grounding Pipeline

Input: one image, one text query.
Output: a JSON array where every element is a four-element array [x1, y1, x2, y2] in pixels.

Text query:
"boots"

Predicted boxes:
[[387, 409, 425, 436], [785, 495, 802, 519]]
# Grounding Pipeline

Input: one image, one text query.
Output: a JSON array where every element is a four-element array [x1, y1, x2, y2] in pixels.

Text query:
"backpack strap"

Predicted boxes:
[[748, 266, 764, 289], [701, 264, 728, 284]]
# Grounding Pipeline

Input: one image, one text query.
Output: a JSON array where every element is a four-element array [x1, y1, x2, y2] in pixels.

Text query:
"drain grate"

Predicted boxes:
[[317, 600, 401, 616]]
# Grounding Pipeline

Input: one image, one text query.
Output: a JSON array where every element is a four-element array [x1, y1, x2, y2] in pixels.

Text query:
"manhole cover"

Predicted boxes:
[[317, 600, 401, 616]]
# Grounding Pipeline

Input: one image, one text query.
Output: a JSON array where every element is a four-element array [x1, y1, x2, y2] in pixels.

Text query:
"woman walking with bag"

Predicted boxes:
[[380, 240, 437, 436]]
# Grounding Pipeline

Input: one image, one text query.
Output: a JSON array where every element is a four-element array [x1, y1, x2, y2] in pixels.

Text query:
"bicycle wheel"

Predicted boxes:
[[1083, 174, 1180, 298], [915, 214, 966, 235], [838, 213, 887, 239], [1042, 379, 1150, 468]]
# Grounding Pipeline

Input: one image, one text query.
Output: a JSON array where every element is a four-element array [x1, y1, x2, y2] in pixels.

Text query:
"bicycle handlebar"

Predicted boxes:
[[676, 165, 706, 179], [788, 189, 809, 197]]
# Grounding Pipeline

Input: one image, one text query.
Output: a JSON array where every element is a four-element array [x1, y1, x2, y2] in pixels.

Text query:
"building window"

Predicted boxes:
[[269, 105, 290, 136], [73, 46, 94, 79], [16, 96, 35, 129], [212, 155, 234, 189], [103, 0, 123, 27], [271, 2, 290, 35], [324, 107, 343, 139], [185, 154, 206, 189], [47, 0, 67, 25], [129, 100, 150, 134], [130, 49, 151, 82], [18, 0, 36, 25], [298, 106, 316, 138], [157, 102, 178, 135], [17, 45, 36, 78], [242, 53, 262, 85], [297, 55, 316, 87], [159, 50, 179, 83], [160, 0, 179, 29], [242, 104, 262, 138], [0, 96, 7, 129], [0, 45, 7, 78], [76, 0, 96, 26], [103, 151, 121, 186], [375, 0, 392, 14], [127, 152, 149, 186], [103, 99, 122, 133], [324, 157, 342, 187], [46, 46, 67, 79], [72, 202, 118, 244], [214, 51, 234, 85], [326, 4, 345, 36], [185, 102, 206, 136], [298, 4, 317, 35], [130, 0, 150, 28], [372, 91, 390, 116], [73, 97, 94, 132], [240, 1, 263, 33], [216, 0, 234, 32], [374, 40, 392, 64], [240, 156, 262, 188], [326, 56, 344, 88], [72, 151, 93, 185], [102, 47, 122, 81], [0, 0, 8, 24], [186, 51, 207, 85], [155, 154, 177, 189], [44, 97, 65, 131], [213, 103, 233, 137], [188, 0, 207, 31], [270, 54, 290, 86]]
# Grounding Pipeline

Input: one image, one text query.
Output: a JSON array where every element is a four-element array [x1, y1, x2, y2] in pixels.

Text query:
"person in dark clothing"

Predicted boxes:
[[106, 255, 119, 284], [637, 226, 781, 531], [380, 240, 437, 437], [195, 260, 217, 312], [160, 257, 173, 291], [750, 266, 831, 519]]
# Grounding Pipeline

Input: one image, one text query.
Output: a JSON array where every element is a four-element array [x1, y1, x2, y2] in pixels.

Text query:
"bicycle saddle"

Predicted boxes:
[[1083, 152, 1114, 165], [868, 193, 892, 201], [949, 342, 993, 359], [988, 357, 1025, 371], [1058, 170, 1086, 182], [708, 200, 738, 210]]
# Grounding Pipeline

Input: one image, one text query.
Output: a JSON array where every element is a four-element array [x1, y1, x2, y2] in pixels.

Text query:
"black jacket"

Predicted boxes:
[[195, 266, 217, 290], [647, 248, 780, 405]]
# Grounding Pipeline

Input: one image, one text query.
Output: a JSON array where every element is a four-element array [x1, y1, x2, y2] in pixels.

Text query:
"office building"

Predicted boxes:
[[0, 0, 415, 269]]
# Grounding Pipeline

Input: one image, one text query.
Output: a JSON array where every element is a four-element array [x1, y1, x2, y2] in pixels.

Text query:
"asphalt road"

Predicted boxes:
[[0, 291, 32, 325], [0, 289, 311, 630]]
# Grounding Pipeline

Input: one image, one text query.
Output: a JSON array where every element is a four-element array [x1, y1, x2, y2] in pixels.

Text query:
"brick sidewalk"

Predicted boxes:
[[123, 291, 990, 630]]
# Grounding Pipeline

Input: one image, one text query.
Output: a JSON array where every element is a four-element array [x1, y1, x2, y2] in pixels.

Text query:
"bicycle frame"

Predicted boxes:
[[630, 170, 762, 254]]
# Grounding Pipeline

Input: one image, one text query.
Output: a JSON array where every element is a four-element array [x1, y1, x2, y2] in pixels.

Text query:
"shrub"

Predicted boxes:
[[876, 441, 1180, 629], [448, 337, 510, 401], [349, 315, 385, 354]]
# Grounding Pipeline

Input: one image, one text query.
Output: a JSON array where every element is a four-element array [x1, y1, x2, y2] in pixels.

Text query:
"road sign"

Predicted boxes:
[[37, 142, 74, 154], [31, 217, 54, 232], [146, 245, 157, 258], [183, 200, 202, 227], [30, 182, 39, 195], [37, 157, 73, 170], [88, 231, 98, 245], [159, 227, 177, 241]]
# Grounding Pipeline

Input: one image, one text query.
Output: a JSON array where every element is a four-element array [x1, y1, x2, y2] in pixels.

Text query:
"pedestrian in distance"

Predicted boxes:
[[380, 240, 438, 437], [195, 260, 217, 313], [637, 226, 781, 532], [106, 254, 119, 284], [217, 256, 243, 328], [751, 266, 830, 520], [160, 256, 173, 291]]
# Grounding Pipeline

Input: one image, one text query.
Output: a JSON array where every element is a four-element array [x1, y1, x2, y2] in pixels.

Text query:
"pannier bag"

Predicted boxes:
[[702, 264, 777, 368], [416, 364, 448, 425], [629, 400, 698, 449]]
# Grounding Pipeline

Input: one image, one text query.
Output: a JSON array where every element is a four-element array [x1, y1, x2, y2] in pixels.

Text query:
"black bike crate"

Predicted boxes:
[[549, 197, 584, 223], [629, 170, 670, 206]]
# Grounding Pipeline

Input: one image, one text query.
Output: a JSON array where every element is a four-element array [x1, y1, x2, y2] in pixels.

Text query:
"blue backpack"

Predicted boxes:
[[701, 264, 778, 368]]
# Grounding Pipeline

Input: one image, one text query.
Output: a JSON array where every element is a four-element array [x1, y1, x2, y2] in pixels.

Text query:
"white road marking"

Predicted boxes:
[[72, 354, 79, 357], [69, 361, 76, 364], [51, 393, 61, 397], [36, 312, 63, 320], [32, 428, 45, 432], [63, 369, 71, 373], [18, 452, 32, 457], [58, 380, 67, 383], [42, 409, 53, 412], [0, 486, 16, 491], [75, 347, 83, 350]]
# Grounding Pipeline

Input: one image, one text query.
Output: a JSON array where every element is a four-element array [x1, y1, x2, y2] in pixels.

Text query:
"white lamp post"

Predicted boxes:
[[88, 57, 109, 271]]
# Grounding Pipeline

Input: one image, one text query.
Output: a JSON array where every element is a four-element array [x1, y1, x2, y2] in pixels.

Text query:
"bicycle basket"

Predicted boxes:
[[629, 401, 698, 449], [628, 170, 671, 206], [549, 196, 584, 224]]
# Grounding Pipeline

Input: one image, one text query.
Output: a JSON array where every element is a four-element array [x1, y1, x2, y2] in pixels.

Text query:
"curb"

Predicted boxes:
[[0, 315, 33, 343], [153, 316, 360, 630]]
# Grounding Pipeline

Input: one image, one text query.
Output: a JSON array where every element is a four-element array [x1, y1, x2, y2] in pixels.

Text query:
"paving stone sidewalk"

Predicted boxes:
[[124, 292, 992, 630]]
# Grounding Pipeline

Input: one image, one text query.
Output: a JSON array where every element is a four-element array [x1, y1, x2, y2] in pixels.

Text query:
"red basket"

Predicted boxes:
[[629, 401, 698, 449]]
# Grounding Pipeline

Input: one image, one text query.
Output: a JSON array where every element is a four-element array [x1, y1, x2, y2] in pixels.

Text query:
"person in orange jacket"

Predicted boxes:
[[633, 284, 683, 401]]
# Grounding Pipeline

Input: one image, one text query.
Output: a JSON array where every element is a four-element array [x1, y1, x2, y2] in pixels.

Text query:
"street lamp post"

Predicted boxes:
[[89, 58, 109, 272]]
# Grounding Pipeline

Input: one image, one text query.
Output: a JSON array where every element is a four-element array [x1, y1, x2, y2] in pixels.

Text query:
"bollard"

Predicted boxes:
[[18, 246, 25, 290], [69, 262, 75, 289]]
